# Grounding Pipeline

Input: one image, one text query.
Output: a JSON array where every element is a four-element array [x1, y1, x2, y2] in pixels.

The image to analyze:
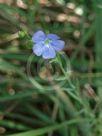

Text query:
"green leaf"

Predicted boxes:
[[9, 118, 90, 136]]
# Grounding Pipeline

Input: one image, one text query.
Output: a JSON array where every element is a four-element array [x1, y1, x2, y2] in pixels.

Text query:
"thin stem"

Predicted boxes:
[[56, 53, 75, 89]]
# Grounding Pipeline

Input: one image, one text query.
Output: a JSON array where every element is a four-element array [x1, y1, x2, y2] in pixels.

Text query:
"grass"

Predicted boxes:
[[0, 0, 102, 136]]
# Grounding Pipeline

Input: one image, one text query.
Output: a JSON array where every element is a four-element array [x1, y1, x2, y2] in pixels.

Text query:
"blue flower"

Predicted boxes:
[[32, 30, 65, 59]]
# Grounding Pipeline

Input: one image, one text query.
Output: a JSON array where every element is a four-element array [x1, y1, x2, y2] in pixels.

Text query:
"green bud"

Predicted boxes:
[[25, 40, 33, 49], [18, 31, 27, 38]]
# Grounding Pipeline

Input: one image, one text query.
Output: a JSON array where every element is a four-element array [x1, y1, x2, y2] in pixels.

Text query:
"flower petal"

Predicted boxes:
[[32, 31, 46, 43], [32, 42, 44, 56], [42, 46, 56, 59], [51, 40, 65, 51], [47, 34, 60, 40]]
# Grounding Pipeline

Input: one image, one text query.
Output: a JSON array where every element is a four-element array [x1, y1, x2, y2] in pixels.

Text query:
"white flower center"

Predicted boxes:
[[44, 39, 52, 48]]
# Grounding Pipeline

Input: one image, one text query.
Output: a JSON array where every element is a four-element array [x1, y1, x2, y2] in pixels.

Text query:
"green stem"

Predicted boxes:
[[56, 53, 75, 89]]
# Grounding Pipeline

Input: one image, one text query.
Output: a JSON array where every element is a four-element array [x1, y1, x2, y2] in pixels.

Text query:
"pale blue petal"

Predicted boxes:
[[32, 42, 44, 56], [42, 46, 56, 59], [47, 34, 60, 40], [32, 31, 46, 43], [51, 40, 65, 51]]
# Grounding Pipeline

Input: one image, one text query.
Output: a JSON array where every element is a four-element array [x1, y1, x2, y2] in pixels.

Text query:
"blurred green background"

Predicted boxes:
[[0, 0, 102, 136]]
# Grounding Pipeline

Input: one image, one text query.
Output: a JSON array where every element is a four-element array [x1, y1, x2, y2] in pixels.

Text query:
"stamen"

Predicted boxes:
[[44, 39, 52, 48]]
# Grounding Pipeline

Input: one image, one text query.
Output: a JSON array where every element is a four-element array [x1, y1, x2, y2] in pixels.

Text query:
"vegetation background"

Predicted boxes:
[[0, 0, 102, 136]]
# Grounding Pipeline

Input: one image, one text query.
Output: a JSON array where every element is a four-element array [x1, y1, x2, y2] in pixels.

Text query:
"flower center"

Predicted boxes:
[[44, 39, 52, 48]]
